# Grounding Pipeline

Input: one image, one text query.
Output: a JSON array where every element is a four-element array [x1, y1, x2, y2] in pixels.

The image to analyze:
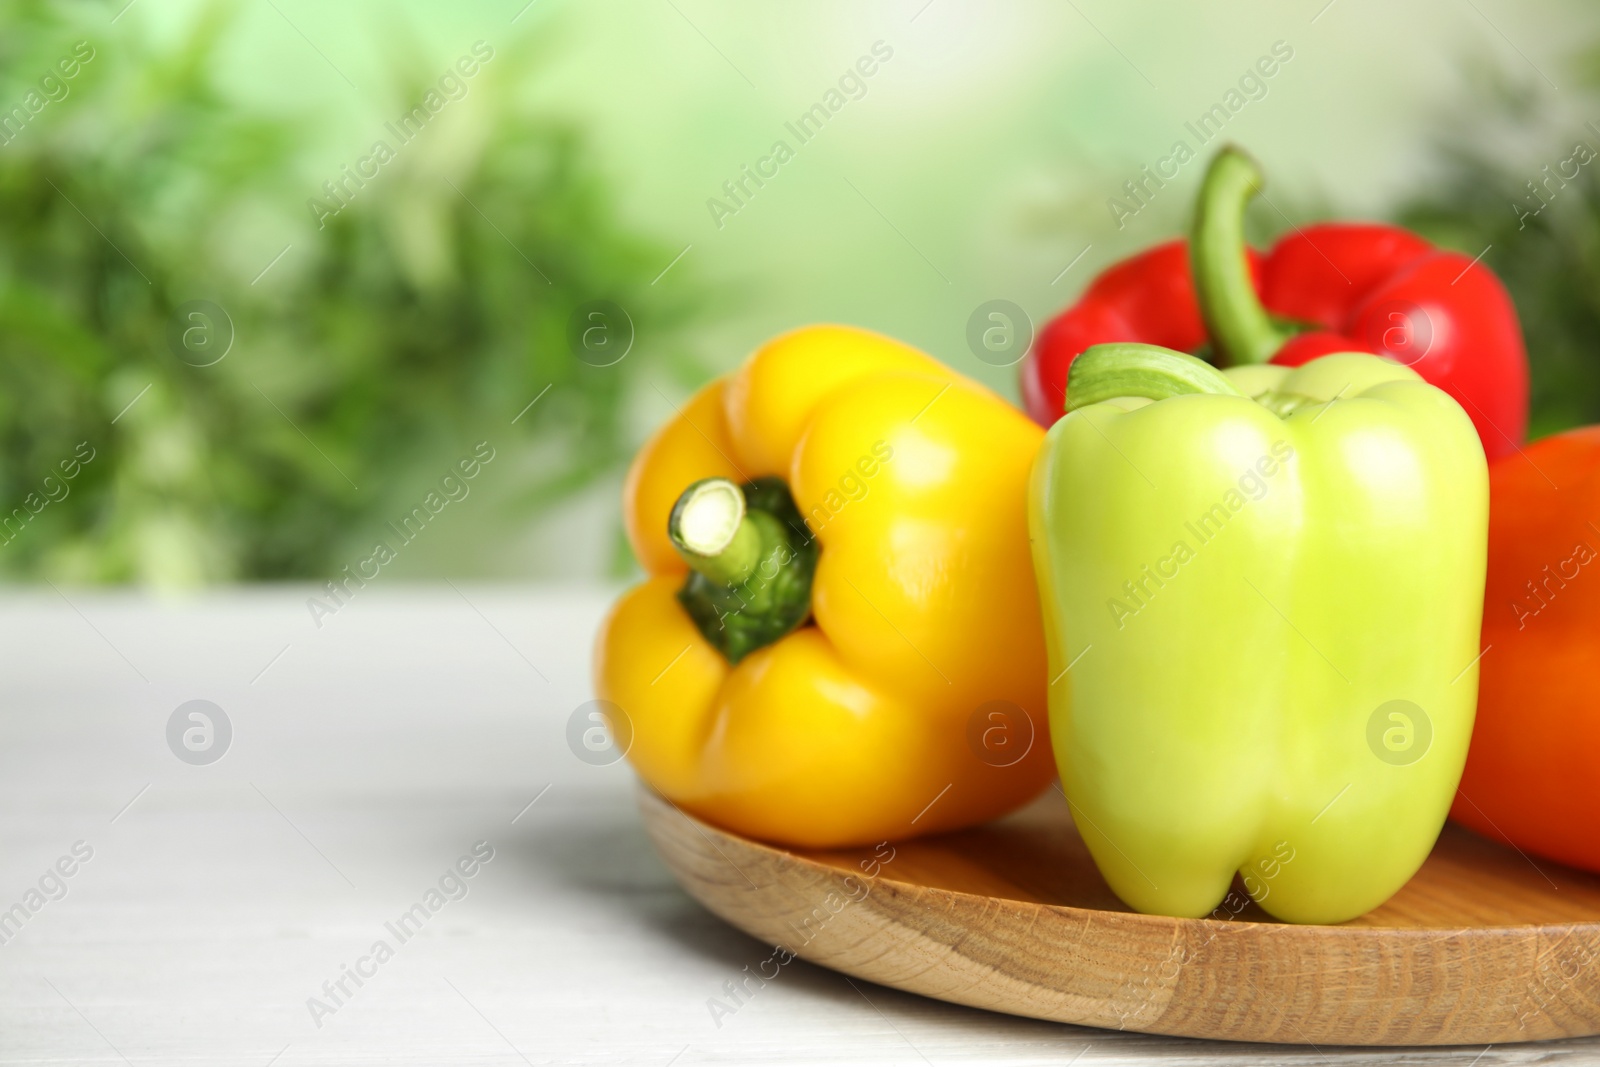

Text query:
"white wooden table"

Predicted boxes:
[[1, 587, 1594, 1065]]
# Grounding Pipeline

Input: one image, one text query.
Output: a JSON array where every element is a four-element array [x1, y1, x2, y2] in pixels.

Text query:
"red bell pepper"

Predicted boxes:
[[1022, 146, 1529, 461]]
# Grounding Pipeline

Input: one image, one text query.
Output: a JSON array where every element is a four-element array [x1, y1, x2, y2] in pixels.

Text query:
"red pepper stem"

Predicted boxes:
[[1191, 146, 1288, 366], [1066, 343, 1245, 412]]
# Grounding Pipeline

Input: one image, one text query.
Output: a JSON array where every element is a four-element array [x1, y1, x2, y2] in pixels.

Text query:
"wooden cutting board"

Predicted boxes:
[[639, 785, 1600, 1046]]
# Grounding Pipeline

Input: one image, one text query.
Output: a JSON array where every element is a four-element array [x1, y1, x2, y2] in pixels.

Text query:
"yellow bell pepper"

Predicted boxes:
[[595, 324, 1053, 847]]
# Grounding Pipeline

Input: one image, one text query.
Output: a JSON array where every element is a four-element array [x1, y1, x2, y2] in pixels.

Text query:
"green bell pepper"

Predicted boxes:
[[1029, 344, 1488, 924]]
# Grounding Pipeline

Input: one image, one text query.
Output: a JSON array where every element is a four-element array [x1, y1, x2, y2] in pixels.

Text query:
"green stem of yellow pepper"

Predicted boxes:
[[1067, 343, 1245, 412], [669, 478, 763, 586], [1191, 145, 1292, 367], [667, 476, 818, 664]]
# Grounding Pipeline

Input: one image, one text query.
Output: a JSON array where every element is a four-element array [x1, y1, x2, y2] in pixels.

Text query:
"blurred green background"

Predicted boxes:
[[2, 0, 1597, 586]]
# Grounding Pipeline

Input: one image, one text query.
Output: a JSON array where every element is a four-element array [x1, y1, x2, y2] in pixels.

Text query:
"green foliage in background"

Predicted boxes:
[[0, 1, 704, 584], [1396, 65, 1600, 441], [6, 0, 1600, 590]]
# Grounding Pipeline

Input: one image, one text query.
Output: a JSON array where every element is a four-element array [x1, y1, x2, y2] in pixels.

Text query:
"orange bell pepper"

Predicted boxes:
[[1452, 426, 1600, 872]]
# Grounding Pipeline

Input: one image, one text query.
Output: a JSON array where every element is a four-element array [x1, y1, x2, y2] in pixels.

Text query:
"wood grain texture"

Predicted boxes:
[[641, 785, 1600, 1047]]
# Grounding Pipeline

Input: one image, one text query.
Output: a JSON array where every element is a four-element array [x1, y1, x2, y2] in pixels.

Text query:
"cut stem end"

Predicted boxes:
[[669, 478, 761, 587], [668, 476, 820, 665]]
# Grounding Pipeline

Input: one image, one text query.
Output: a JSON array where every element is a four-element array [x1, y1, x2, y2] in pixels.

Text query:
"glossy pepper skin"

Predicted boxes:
[[595, 324, 1055, 848], [1452, 427, 1600, 874], [1030, 345, 1488, 923], [1021, 146, 1529, 462]]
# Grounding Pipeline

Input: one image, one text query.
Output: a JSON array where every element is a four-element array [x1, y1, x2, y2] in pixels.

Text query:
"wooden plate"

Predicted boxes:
[[640, 785, 1600, 1046]]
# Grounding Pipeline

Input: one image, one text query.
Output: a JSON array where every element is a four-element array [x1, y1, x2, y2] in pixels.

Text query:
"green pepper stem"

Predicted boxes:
[[1066, 343, 1245, 412], [669, 478, 762, 586], [1191, 145, 1289, 366], [670, 476, 819, 665]]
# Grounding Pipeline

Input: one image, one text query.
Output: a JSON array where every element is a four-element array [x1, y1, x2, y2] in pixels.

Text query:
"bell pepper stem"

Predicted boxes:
[[1066, 343, 1245, 413], [669, 478, 763, 587], [1191, 146, 1289, 366], [669, 476, 820, 664]]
